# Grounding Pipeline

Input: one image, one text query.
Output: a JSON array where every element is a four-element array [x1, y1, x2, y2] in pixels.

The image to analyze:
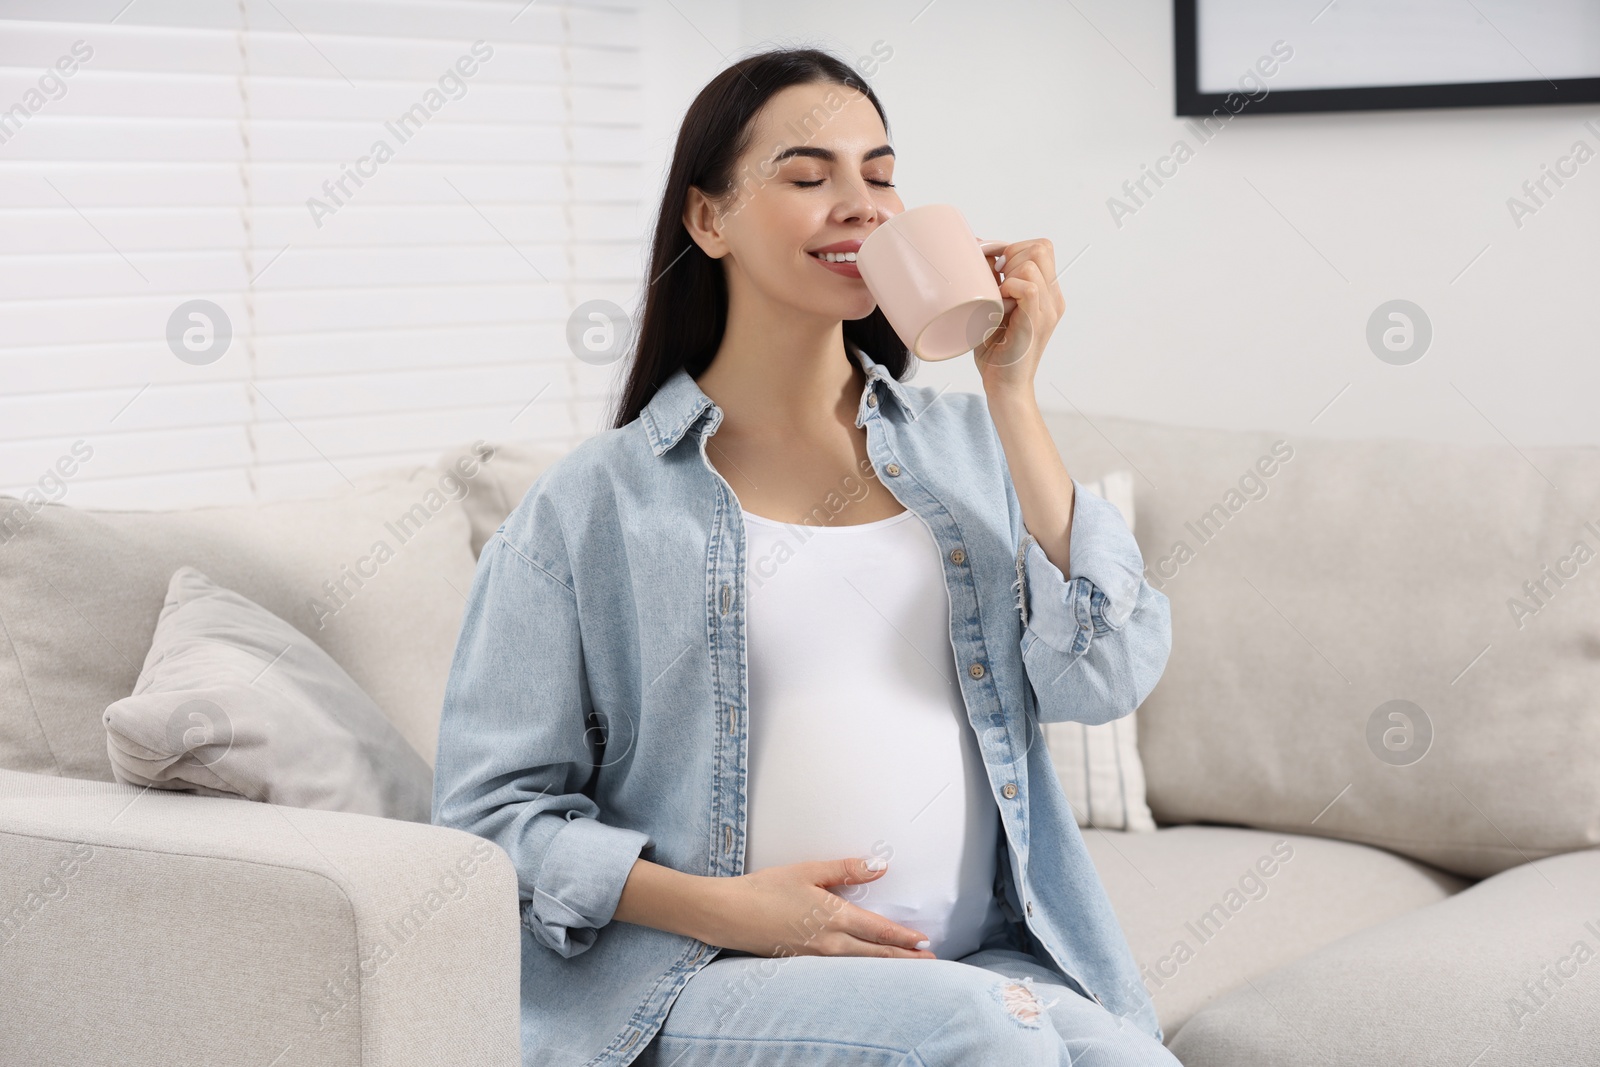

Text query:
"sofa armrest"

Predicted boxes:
[[0, 768, 521, 1067]]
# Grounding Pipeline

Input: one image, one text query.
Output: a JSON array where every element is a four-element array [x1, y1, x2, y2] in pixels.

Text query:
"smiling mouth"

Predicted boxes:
[[809, 251, 863, 277]]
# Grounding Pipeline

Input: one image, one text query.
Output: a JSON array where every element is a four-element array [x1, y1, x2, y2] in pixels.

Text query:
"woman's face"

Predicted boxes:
[[687, 81, 904, 323]]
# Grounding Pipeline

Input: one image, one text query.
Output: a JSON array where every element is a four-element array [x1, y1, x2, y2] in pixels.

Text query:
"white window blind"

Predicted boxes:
[[0, 0, 643, 509]]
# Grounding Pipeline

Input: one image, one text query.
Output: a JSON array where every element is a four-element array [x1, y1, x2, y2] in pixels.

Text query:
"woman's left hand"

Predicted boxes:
[[972, 237, 1066, 398]]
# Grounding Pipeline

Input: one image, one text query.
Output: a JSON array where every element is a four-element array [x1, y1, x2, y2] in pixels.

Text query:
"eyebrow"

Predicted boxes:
[[769, 144, 895, 165]]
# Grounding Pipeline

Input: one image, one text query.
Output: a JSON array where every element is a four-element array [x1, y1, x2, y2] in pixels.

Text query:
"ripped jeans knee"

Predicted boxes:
[[991, 974, 1059, 1028]]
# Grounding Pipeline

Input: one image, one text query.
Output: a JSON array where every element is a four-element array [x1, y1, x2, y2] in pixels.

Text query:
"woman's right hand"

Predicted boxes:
[[709, 857, 937, 960]]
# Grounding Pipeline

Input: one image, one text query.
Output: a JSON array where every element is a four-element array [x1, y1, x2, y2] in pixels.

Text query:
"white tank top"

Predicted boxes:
[[740, 503, 1009, 960]]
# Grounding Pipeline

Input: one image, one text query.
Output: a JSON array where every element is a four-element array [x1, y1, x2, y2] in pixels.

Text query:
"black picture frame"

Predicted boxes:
[[1173, 0, 1600, 116]]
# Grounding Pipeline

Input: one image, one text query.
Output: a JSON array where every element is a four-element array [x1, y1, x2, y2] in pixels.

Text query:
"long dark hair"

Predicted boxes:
[[610, 47, 911, 430]]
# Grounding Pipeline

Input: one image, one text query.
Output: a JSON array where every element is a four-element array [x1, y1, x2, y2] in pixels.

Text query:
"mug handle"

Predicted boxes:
[[977, 239, 1018, 316]]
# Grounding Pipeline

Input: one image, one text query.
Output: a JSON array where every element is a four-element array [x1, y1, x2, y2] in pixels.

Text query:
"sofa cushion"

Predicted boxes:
[[104, 567, 434, 821], [1040, 410, 1600, 880], [1084, 824, 1468, 1037], [1166, 847, 1600, 1066], [0, 463, 478, 781]]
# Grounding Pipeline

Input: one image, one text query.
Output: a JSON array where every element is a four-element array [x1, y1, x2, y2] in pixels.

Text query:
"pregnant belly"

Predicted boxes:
[[741, 701, 1005, 958]]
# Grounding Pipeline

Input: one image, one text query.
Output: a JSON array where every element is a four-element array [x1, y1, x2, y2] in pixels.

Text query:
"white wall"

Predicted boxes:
[[715, 0, 1600, 446]]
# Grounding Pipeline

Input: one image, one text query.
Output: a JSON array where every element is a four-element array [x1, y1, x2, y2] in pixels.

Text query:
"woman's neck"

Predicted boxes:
[[695, 304, 864, 440]]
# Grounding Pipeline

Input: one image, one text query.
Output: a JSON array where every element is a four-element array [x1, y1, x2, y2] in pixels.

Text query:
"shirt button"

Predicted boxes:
[[949, 547, 966, 565], [1002, 782, 1018, 798], [1026, 900, 1034, 916], [866, 392, 878, 407], [885, 463, 900, 477], [968, 662, 985, 679]]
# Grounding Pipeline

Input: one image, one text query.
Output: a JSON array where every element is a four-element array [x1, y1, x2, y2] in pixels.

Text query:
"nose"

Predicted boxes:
[[834, 175, 883, 226]]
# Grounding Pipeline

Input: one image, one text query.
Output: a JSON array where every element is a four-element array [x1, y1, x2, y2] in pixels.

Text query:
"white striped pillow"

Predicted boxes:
[[1041, 471, 1157, 832]]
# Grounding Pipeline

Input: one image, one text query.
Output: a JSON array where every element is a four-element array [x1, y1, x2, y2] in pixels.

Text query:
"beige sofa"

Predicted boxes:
[[2, 411, 1596, 1066]]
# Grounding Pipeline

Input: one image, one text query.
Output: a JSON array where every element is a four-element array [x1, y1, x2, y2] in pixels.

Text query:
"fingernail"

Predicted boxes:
[[915, 939, 931, 950], [865, 858, 887, 871]]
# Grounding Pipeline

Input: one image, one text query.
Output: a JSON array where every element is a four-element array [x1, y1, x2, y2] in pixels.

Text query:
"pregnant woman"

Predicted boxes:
[[432, 47, 1179, 1067]]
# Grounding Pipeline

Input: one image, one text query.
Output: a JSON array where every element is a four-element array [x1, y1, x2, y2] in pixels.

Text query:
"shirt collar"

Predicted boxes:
[[641, 340, 918, 458]]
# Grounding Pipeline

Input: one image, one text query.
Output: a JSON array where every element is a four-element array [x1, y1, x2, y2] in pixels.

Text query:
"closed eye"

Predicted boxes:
[[793, 179, 895, 188]]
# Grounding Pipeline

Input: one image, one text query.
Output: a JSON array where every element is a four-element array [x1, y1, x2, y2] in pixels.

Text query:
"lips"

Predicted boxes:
[[808, 239, 863, 255]]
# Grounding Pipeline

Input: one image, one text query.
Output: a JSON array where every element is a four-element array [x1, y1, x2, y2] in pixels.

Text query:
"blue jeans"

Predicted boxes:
[[634, 938, 1182, 1067]]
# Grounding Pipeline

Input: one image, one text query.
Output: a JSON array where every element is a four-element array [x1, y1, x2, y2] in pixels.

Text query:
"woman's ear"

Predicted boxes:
[[682, 186, 730, 260]]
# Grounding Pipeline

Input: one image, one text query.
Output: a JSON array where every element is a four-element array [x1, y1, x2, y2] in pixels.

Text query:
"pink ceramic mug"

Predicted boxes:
[[856, 203, 1017, 362]]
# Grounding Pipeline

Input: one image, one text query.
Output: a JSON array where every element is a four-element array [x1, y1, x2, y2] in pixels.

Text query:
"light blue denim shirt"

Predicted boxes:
[[432, 342, 1173, 1066]]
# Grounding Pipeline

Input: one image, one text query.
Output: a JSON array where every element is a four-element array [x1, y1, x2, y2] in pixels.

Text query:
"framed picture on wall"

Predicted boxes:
[[1174, 0, 1600, 116]]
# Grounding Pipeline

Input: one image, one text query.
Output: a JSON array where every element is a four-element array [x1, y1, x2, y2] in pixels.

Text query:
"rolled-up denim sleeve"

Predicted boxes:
[[1013, 478, 1172, 726], [432, 528, 652, 959]]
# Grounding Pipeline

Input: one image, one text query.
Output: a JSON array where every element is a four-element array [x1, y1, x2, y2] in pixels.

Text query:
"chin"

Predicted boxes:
[[780, 269, 876, 320], [827, 294, 879, 321], [790, 294, 875, 323]]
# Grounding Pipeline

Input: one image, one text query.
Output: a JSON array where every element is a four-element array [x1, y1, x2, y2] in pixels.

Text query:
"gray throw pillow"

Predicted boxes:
[[104, 566, 433, 822]]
